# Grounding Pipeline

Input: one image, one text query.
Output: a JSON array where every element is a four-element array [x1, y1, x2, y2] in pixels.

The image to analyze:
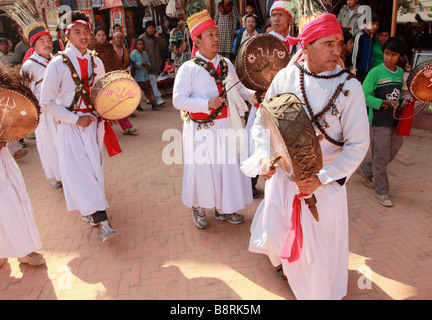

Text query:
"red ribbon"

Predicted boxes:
[[280, 192, 309, 264], [104, 121, 122, 157], [77, 57, 122, 157]]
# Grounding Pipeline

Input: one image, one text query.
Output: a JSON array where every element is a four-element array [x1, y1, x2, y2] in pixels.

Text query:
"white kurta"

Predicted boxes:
[[39, 44, 108, 217], [243, 63, 369, 299], [21, 52, 61, 181], [173, 53, 254, 214], [0, 147, 42, 258]]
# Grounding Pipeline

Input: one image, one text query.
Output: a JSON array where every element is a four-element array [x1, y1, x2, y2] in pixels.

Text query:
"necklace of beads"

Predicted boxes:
[[186, 56, 229, 130], [297, 63, 355, 147]]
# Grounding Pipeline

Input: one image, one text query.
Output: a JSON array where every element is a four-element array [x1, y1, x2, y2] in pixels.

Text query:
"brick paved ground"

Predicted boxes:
[[1, 96, 431, 300]]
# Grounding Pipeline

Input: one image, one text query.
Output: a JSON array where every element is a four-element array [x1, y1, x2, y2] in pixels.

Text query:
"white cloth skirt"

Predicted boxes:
[[0, 148, 42, 258], [182, 118, 252, 213], [35, 112, 61, 181], [249, 169, 349, 300], [56, 119, 109, 216]]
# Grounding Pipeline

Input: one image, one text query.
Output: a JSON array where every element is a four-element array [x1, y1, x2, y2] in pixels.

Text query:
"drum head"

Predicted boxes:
[[260, 106, 294, 180], [408, 60, 432, 103], [91, 71, 142, 120], [0, 88, 39, 142], [235, 34, 290, 91], [260, 93, 323, 182]]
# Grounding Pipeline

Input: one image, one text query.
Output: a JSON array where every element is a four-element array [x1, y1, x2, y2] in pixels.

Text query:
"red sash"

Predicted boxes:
[[77, 57, 121, 157], [188, 61, 228, 120]]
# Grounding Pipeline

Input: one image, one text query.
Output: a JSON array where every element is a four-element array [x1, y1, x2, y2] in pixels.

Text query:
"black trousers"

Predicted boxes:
[[92, 210, 107, 223]]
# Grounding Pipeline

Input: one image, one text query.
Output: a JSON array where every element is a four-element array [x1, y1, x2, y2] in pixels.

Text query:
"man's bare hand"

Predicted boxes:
[[382, 100, 398, 110], [0, 141, 6, 151], [296, 175, 322, 194], [259, 157, 278, 180], [76, 116, 96, 132], [208, 96, 225, 110]]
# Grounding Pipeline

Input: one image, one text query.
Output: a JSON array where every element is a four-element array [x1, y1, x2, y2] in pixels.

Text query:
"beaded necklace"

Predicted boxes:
[[296, 62, 355, 147], [185, 56, 229, 130]]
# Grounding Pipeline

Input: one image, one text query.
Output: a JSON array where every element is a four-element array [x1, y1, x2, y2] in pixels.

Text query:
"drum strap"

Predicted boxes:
[[60, 52, 97, 113], [27, 58, 49, 86]]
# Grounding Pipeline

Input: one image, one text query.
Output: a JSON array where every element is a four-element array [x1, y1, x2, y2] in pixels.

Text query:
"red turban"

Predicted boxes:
[[287, 14, 343, 47]]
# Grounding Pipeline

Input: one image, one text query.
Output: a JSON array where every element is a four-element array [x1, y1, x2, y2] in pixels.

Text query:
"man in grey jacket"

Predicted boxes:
[[337, 0, 363, 36], [139, 20, 167, 105]]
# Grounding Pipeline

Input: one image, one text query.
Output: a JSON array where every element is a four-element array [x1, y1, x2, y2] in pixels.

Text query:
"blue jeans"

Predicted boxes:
[[149, 74, 162, 101]]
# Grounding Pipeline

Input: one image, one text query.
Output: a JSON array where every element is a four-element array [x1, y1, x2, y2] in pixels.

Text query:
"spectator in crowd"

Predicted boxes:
[[139, 20, 168, 106], [341, 30, 354, 70], [372, 26, 390, 68], [263, 23, 272, 34], [352, 12, 379, 82], [7, 39, 13, 52], [214, 0, 238, 61], [0, 38, 17, 66], [113, 23, 130, 51], [52, 27, 67, 54], [14, 28, 31, 64], [162, 58, 175, 75], [358, 37, 406, 207], [402, 22, 415, 61], [169, 20, 188, 73], [414, 23, 432, 49], [130, 38, 160, 111], [113, 31, 131, 71], [242, 3, 259, 28], [337, 0, 363, 36], [233, 14, 261, 57], [130, 34, 139, 53]]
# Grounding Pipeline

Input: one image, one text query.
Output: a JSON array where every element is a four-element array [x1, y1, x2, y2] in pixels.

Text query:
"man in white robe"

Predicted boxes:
[[173, 10, 256, 229], [242, 14, 369, 299], [20, 25, 62, 188], [0, 141, 45, 267], [40, 14, 116, 242]]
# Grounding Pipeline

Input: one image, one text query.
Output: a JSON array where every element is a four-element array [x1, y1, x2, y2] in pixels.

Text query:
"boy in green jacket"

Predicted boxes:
[[358, 37, 406, 207]]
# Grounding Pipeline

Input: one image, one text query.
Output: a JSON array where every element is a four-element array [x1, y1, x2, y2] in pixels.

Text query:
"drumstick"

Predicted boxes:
[[98, 96, 135, 118], [269, 156, 282, 171], [225, 62, 270, 94]]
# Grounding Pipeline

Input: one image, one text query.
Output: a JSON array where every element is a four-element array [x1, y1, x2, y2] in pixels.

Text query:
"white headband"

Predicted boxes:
[[65, 20, 92, 35]]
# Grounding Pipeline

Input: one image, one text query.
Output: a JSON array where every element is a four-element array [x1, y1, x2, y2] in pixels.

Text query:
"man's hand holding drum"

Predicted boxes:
[[76, 115, 96, 132]]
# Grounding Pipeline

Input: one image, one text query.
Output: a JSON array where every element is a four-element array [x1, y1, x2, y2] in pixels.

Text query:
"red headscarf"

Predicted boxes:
[[287, 14, 343, 47]]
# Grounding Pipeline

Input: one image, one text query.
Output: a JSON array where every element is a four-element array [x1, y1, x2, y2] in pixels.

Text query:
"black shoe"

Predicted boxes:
[[152, 104, 160, 110], [137, 106, 144, 111]]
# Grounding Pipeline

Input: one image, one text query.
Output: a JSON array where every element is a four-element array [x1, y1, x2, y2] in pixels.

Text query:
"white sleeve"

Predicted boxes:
[[172, 63, 212, 114], [39, 60, 80, 125], [316, 79, 370, 185]]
